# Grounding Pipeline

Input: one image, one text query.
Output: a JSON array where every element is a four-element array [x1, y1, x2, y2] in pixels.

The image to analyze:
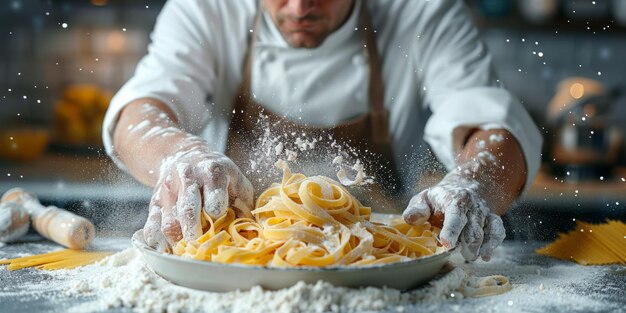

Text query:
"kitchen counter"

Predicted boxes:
[[417, 166, 626, 211], [2, 153, 625, 240], [1, 236, 624, 313], [0, 153, 151, 202], [522, 167, 626, 210], [3, 154, 626, 206]]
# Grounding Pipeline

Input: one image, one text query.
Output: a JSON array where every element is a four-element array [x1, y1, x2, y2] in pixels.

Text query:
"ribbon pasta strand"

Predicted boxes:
[[173, 160, 444, 267]]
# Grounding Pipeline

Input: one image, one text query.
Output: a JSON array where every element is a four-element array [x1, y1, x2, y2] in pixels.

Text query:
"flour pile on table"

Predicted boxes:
[[62, 248, 467, 313], [2, 241, 621, 313]]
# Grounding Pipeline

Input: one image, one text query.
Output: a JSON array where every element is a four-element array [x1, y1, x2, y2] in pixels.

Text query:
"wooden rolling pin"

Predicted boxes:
[[1, 188, 95, 249], [0, 201, 30, 242]]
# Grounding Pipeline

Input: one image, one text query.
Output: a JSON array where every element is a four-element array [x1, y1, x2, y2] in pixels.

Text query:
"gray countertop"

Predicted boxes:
[[3, 154, 626, 207], [1, 236, 624, 313], [0, 153, 626, 207], [0, 153, 151, 202], [1, 154, 625, 312], [1, 153, 625, 242]]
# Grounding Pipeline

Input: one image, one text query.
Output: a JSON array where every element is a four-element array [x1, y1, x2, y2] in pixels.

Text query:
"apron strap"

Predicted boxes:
[[358, 0, 390, 144], [242, 4, 264, 93]]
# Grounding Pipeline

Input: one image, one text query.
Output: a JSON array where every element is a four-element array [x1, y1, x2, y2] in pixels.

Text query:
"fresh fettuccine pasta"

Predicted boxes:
[[173, 160, 444, 267]]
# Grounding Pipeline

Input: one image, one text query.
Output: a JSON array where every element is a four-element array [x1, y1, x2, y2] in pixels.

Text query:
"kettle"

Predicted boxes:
[[547, 78, 623, 181]]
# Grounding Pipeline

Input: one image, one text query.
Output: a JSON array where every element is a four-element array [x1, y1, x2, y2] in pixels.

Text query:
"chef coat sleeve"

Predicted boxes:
[[415, 0, 542, 193], [102, 0, 221, 170]]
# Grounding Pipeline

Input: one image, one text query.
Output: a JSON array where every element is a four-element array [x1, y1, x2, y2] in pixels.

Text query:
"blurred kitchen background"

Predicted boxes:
[[0, 0, 625, 239]]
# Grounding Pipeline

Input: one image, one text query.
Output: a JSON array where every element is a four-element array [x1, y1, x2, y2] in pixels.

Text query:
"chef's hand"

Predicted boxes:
[[403, 128, 527, 262], [143, 137, 254, 251], [402, 170, 505, 262], [111, 99, 254, 252]]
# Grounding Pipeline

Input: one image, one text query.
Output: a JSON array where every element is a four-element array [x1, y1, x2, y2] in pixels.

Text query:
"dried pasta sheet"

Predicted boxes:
[[536, 220, 626, 265]]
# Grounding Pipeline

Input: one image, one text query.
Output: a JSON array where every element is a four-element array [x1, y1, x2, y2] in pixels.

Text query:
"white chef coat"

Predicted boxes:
[[103, 0, 542, 193]]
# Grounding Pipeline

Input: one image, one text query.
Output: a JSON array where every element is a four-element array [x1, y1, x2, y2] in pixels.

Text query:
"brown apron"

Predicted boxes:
[[226, 2, 403, 212]]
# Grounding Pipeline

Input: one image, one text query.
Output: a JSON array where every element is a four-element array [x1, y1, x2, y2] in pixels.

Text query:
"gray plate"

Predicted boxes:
[[132, 217, 453, 292]]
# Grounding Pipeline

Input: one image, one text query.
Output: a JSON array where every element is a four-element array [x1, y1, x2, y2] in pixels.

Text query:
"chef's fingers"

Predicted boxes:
[[176, 180, 203, 242], [203, 184, 229, 220], [146, 183, 173, 251], [459, 201, 488, 261], [160, 174, 183, 246], [227, 166, 254, 218], [403, 191, 432, 225], [143, 205, 169, 252], [144, 189, 165, 249], [161, 210, 182, 246], [439, 188, 472, 249], [202, 164, 230, 220], [479, 213, 506, 261]]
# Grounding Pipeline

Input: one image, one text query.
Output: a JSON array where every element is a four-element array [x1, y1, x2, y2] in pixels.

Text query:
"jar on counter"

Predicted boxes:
[[518, 0, 558, 24], [612, 0, 626, 26]]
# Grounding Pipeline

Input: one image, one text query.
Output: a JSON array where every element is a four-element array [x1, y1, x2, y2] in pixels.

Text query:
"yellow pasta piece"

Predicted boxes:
[[536, 220, 626, 265], [173, 160, 443, 267], [461, 275, 513, 297], [1, 249, 114, 271]]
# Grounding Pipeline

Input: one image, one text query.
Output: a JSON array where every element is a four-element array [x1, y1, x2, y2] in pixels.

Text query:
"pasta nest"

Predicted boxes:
[[173, 161, 443, 267]]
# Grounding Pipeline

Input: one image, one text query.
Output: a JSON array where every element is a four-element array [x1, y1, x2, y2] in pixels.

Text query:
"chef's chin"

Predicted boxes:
[[283, 30, 329, 48]]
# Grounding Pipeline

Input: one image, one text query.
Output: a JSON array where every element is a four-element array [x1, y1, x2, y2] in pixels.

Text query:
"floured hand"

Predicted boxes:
[[402, 128, 527, 262], [143, 135, 253, 252], [402, 170, 505, 262]]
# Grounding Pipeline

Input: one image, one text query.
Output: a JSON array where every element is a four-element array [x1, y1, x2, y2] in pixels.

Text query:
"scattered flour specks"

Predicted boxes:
[[1, 240, 622, 313], [488, 134, 504, 143]]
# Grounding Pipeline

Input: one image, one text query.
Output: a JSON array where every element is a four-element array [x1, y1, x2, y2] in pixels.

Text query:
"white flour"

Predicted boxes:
[[61, 248, 468, 313], [240, 115, 380, 192], [1, 241, 621, 313], [332, 156, 373, 187], [129, 120, 151, 133], [0, 202, 30, 243], [488, 134, 504, 143]]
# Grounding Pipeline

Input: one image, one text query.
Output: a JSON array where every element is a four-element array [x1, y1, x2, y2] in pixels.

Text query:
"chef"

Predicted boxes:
[[103, 0, 542, 261]]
